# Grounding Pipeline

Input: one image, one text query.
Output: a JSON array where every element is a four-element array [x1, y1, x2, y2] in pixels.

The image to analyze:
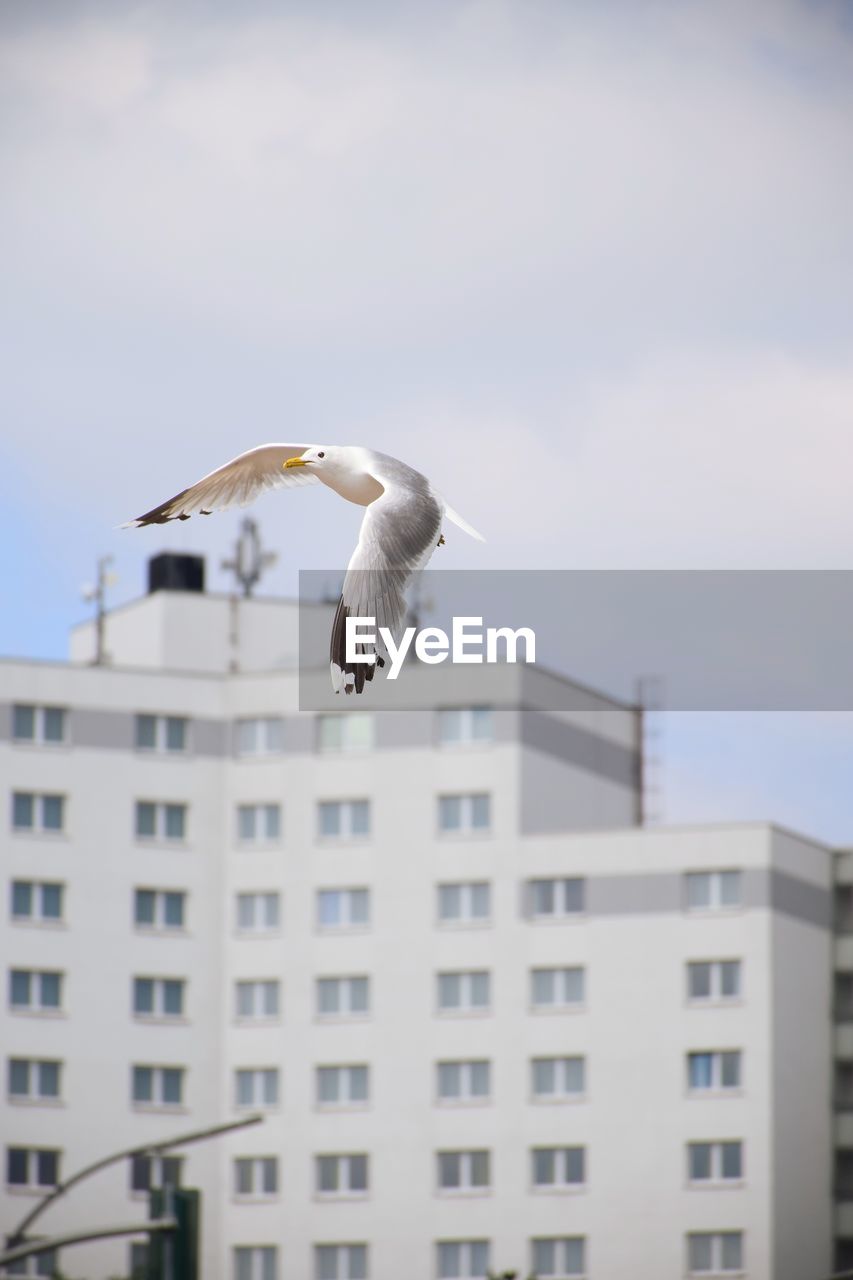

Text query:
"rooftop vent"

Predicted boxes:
[[147, 553, 205, 595]]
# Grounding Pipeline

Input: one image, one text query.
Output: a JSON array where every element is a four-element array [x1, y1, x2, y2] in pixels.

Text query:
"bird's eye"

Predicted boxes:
[[317, 451, 325, 459]]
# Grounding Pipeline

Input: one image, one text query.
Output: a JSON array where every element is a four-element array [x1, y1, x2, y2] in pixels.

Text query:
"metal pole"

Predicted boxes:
[[0, 1218, 176, 1269]]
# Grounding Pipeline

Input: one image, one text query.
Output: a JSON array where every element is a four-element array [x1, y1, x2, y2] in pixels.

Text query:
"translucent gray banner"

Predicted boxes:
[[297, 570, 853, 711]]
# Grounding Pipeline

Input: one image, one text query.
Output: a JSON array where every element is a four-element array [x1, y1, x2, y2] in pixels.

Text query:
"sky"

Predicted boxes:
[[2, 0, 853, 844]]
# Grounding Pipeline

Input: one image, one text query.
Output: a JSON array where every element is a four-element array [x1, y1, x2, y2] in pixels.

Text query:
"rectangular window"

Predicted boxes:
[[437, 1060, 491, 1104], [317, 976, 370, 1018], [317, 800, 371, 840], [237, 804, 281, 843], [688, 1141, 743, 1184], [134, 889, 186, 929], [135, 714, 188, 752], [236, 893, 280, 933], [436, 1241, 490, 1280], [133, 978, 185, 1018], [6, 1147, 60, 1188], [9, 969, 62, 1012], [130, 1154, 182, 1193], [314, 1245, 367, 1280], [317, 889, 370, 930], [437, 971, 491, 1014], [316, 1154, 369, 1197], [12, 792, 65, 833], [132, 1065, 184, 1107], [531, 1238, 586, 1279], [8, 1059, 61, 1102], [13, 705, 66, 745], [235, 717, 284, 757], [234, 1246, 278, 1280], [316, 1065, 369, 1108], [531, 1146, 586, 1189], [438, 793, 491, 834], [687, 1051, 742, 1092], [235, 1068, 279, 1109], [234, 1157, 278, 1198], [135, 801, 187, 841], [528, 877, 585, 919], [687, 1232, 743, 1275], [531, 1056, 586, 1101], [235, 980, 280, 1020], [437, 882, 491, 925], [685, 870, 742, 911], [531, 967, 585, 1010], [317, 714, 374, 753], [438, 707, 493, 745], [11, 880, 63, 923], [687, 960, 742, 1002], [437, 1150, 490, 1192]]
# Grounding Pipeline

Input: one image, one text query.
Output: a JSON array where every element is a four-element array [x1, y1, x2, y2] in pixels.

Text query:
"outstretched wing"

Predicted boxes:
[[122, 443, 317, 527], [330, 462, 443, 694]]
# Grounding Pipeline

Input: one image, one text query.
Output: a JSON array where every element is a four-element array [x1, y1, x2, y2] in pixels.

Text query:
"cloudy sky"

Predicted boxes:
[[2, 0, 852, 841]]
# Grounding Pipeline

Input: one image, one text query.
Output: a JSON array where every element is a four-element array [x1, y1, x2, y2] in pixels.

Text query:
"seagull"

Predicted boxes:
[[124, 443, 484, 693]]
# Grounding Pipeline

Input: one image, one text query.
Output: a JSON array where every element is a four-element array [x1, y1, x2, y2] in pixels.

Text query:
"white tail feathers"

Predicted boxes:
[[444, 503, 485, 542]]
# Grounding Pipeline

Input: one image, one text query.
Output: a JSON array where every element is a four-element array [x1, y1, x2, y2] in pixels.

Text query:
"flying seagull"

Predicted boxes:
[[124, 443, 484, 693]]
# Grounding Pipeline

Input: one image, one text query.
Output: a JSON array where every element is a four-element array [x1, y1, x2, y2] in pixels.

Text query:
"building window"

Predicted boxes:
[[13, 705, 66, 745], [8, 1059, 61, 1102], [531, 1146, 586, 1190], [687, 961, 742, 1003], [133, 978, 185, 1019], [438, 707, 493, 746], [687, 1051, 742, 1093], [687, 1232, 743, 1275], [437, 971, 490, 1014], [437, 1150, 490, 1193], [527, 877, 585, 919], [316, 1154, 369, 1197], [134, 889, 185, 930], [236, 893, 280, 933], [437, 1060, 491, 1104], [685, 871, 742, 911], [687, 1142, 743, 1185], [234, 1157, 278, 1198], [317, 889, 370, 930], [437, 793, 491, 834], [317, 714, 374, 752], [531, 1056, 585, 1101], [531, 1237, 586, 1279], [135, 714, 187, 753], [437, 882, 491, 925], [436, 1241, 490, 1279], [317, 976, 370, 1018], [11, 881, 63, 923], [235, 1069, 279, 1109], [236, 980, 280, 1020], [135, 801, 187, 841], [314, 1244, 367, 1280], [9, 969, 62, 1012], [132, 1065, 184, 1108], [129, 1242, 149, 1280], [130, 1154, 182, 1193], [530, 967, 585, 1010], [317, 800, 371, 840], [6, 1147, 60, 1189], [235, 718, 284, 757], [12, 792, 65, 833], [234, 1246, 278, 1280], [316, 1065, 369, 1108], [237, 804, 281, 843]]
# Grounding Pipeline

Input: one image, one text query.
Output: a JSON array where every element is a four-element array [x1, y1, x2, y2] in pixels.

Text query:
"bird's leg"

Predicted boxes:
[[437, 533, 446, 547]]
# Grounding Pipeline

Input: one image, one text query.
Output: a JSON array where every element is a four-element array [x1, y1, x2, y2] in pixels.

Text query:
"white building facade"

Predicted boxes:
[[0, 563, 838, 1280]]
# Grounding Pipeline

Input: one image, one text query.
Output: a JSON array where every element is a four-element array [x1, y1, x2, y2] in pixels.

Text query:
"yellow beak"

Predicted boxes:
[[284, 456, 309, 469]]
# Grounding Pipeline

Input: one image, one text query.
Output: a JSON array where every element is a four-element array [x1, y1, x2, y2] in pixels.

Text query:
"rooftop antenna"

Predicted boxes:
[[221, 518, 278, 598], [635, 674, 665, 827], [81, 555, 117, 666]]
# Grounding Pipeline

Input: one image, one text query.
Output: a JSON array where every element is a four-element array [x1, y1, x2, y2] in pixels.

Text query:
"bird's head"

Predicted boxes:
[[284, 445, 335, 472]]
